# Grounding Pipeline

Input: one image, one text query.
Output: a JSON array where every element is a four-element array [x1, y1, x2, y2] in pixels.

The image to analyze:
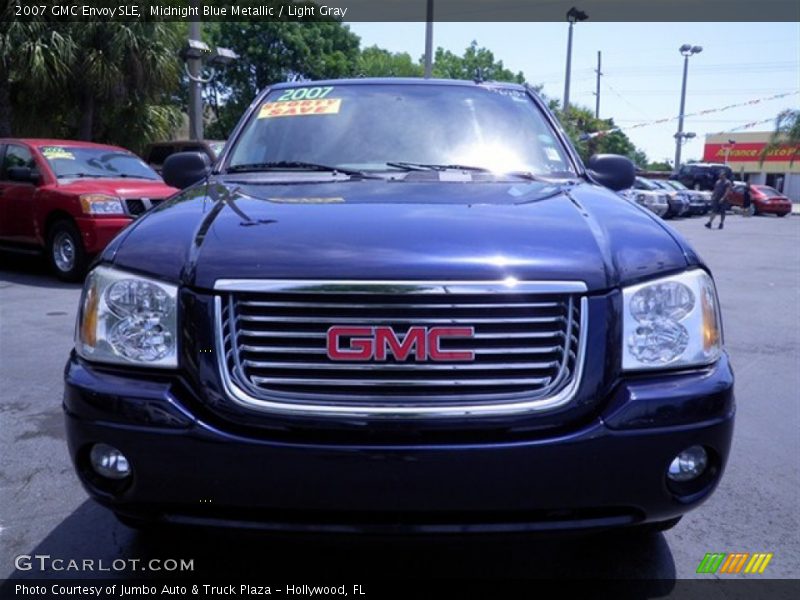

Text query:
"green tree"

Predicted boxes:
[[431, 41, 524, 83], [65, 22, 183, 144], [646, 161, 673, 171], [357, 46, 423, 77], [763, 108, 800, 165], [0, 21, 74, 137], [558, 104, 647, 166], [207, 21, 360, 138], [2, 21, 183, 152]]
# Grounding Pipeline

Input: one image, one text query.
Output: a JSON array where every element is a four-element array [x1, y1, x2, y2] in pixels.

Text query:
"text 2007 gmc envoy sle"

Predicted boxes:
[[65, 79, 734, 534]]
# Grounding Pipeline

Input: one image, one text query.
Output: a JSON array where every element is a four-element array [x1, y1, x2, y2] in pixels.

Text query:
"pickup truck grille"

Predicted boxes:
[[124, 198, 164, 217], [214, 281, 587, 417]]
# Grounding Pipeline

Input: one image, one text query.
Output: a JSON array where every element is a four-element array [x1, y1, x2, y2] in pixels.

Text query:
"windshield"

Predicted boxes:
[[666, 180, 688, 190], [635, 177, 661, 191], [758, 186, 783, 198], [228, 83, 575, 177], [41, 146, 160, 180]]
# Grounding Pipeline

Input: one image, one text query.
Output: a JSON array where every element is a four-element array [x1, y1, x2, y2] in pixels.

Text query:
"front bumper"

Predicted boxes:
[[76, 217, 133, 255], [63, 354, 735, 533]]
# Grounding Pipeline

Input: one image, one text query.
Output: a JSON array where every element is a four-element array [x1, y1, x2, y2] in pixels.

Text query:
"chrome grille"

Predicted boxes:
[[214, 280, 587, 418], [124, 197, 164, 217]]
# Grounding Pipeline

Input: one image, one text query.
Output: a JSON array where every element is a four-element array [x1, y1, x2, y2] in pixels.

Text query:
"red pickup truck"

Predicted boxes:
[[0, 139, 178, 281]]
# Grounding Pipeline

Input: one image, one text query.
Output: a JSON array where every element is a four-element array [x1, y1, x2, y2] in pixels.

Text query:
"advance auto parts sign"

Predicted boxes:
[[704, 142, 800, 163], [258, 99, 342, 119]]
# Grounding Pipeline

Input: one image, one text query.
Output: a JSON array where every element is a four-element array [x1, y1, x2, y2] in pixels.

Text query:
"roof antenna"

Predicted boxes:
[[473, 67, 484, 84]]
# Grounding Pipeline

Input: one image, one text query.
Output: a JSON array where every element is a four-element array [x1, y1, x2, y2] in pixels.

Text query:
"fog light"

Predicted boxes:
[[90, 444, 131, 480], [667, 445, 708, 482]]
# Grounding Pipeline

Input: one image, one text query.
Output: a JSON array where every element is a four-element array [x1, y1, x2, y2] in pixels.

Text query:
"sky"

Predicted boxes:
[[347, 22, 800, 165]]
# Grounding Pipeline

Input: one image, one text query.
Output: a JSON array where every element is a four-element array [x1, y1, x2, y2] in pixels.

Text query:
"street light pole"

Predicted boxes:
[[424, 0, 434, 78], [188, 8, 203, 140], [673, 44, 702, 170], [562, 7, 588, 113], [563, 20, 574, 111]]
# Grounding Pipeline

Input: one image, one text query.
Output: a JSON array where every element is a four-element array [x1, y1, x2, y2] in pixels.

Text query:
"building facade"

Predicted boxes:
[[703, 131, 800, 201]]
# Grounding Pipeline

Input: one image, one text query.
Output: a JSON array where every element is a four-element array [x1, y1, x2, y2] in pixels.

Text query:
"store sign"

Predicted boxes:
[[704, 142, 800, 163]]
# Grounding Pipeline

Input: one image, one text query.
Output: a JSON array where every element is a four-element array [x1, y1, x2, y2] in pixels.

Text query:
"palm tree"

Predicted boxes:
[[762, 108, 800, 165], [65, 22, 182, 141], [0, 22, 74, 136]]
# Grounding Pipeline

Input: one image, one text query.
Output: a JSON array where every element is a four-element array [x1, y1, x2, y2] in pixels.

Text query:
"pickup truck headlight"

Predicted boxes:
[[622, 269, 722, 371], [75, 266, 178, 367], [79, 194, 125, 215]]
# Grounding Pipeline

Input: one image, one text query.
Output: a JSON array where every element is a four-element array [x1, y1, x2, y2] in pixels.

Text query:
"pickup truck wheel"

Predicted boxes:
[[47, 220, 86, 282], [777, 212, 788, 217]]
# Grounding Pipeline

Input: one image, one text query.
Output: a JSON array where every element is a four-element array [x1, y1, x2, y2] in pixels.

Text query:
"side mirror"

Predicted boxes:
[[162, 152, 211, 189], [587, 154, 636, 192], [7, 166, 40, 184]]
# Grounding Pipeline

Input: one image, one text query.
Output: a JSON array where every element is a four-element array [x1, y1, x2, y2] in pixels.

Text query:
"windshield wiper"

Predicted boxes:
[[227, 161, 381, 179], [384, 161, 545, 181], [57, 173, 157, 180]]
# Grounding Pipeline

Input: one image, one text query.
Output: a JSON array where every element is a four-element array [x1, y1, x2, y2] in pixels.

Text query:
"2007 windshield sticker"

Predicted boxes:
[[258, 98, 342, 118], [275, 87, 335, 102], [41, 146, 75, 160]]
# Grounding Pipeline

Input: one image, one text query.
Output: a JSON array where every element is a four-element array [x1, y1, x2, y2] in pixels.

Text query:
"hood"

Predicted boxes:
[[56, 178, 178, 198], [108, 178, 694, 292]]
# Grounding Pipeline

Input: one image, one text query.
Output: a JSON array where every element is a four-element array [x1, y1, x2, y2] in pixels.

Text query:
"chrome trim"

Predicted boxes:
[[242, 359, 560, 371], [213, 286, 589, 419], [240, 344, 562, 355], [215, 279, 589, 294], [238, 314, 566, 324]]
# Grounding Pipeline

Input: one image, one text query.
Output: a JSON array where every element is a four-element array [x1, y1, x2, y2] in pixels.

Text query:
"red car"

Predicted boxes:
[[0, 139, 178, 280], [729, 183, 792, 217]]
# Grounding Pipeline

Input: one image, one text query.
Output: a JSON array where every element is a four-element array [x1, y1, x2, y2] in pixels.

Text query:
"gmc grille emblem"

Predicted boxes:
[[326, 326, 476, 362]]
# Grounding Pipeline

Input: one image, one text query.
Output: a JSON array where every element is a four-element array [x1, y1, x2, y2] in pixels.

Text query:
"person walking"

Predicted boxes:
[[705, 171, 732, 229], [742, 182, 752, 217]]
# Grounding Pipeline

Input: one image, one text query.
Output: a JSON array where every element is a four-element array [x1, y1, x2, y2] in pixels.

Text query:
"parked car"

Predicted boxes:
[[671, 163, 733, 191], [729, 183, 792, 217], [66, 78, 733, 536], [619, 187, 669, 217], [143, 140, 226, 174], [648, 179, 692, 217], [662, 179, 709, 215], [0, 139, 177, 281], [633, 176, 686, 218]]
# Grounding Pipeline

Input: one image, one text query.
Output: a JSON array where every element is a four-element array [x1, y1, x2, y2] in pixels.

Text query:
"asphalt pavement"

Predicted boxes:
[[0, 213, 798, 584]]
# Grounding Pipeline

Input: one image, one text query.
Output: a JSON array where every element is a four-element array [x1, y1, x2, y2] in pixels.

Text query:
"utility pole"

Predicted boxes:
[[424, 0, 434, 78], [188, 3, 203, 141], [594, 51, 602, 118]]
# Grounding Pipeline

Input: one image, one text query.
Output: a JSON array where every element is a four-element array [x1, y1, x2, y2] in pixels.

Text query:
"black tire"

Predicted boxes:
[[46, 220, 87, 282], [777, 212, 788, 218]]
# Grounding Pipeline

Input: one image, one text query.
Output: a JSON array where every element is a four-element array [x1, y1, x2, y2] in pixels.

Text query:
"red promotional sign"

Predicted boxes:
[[704, 142, 800, 163]]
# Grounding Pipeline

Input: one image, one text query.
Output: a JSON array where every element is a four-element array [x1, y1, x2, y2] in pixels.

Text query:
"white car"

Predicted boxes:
[[619, 188, 669, 217]]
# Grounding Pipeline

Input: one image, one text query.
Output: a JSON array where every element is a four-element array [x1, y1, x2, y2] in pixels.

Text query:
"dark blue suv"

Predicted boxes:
[[64, 79, 734, 534]]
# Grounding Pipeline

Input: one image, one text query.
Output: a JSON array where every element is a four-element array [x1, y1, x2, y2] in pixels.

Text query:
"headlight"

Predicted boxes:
[[623, 269, 722, 371], [80, 194, 125, 215], [75, 266, 178, 367]]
